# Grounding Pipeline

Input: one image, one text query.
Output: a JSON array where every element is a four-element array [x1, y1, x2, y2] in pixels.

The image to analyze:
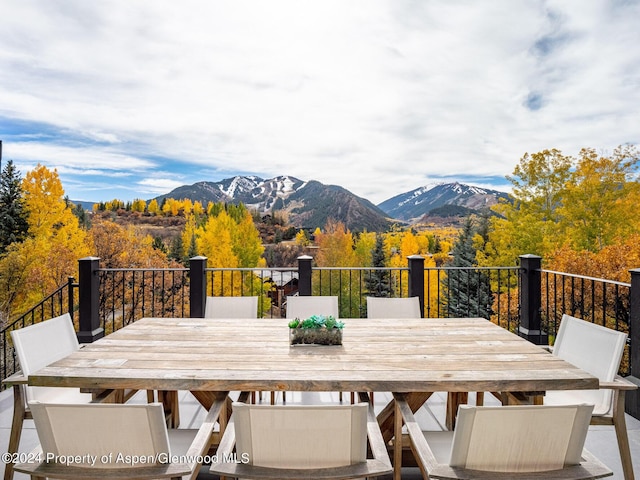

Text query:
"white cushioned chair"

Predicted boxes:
[[285, 295, 339, 320], [366, 296, 421, 318], [544, 314, 636, 480], [5, 314, 97, 480], [210, 392, 391, 479], [204, 295, 259, 319], [394, 393, 612, 479], [14, 399, 224, 480]]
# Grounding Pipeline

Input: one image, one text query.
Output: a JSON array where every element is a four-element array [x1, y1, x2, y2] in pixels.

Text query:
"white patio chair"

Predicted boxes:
[[14, 399, 224, 480], [366, 296, 421, 318], [5, 314, 96, 480], [285, 295, 339, 320], [544, 314, 636, 480], [204, 295, 259, 318], [210, 392, 392, 479], [394, 393, 612, 479]]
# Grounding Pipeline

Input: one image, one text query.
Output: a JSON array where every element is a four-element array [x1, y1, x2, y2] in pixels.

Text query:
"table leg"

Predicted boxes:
[[446, 392, 468, 430], [393, 400, 403, 480], [158, 390, 180, 428], [4, 385, 26, 480], [377, 392, 432, 443]]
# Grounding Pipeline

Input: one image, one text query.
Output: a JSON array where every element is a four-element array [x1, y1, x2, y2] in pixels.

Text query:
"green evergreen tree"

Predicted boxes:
[[364, 234, 392, 298], [152, 236, 167, 253], [0, 160, 29, 254], [72, 203, 91, 229], [169, 235, 184, 263], [443, 217, 493, 319]]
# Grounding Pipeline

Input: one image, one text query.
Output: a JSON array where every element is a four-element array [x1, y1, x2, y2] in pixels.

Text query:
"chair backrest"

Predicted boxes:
[[204, 296, 259, 318], [11, 314, 83, 403], [29, 401, 171, 468], [285, 295, 339, 319], [232, 402, 367, 468], [553, 314, 627, 411], [450, 404, 594, 473], [366, 296, 421, 318]]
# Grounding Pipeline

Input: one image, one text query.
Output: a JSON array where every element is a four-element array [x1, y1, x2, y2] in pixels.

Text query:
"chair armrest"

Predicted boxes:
[[21, 445, 187, 480], [15, 460, 192, 479], [1, 371, 27, 387], [182, 391, 229, 472], [599, 375, 638, 391], [14, 393, 231, 480], [358, 392, 392, 472]]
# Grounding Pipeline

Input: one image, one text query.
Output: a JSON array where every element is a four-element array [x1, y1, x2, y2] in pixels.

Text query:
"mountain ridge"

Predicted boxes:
[[147, 176, 509, 232], [378, 181, 510, 222]]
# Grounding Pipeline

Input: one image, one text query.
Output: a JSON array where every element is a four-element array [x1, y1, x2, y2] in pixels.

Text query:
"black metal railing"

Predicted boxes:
[[0, 277, 77, 387], [541, 269, 631, 376], [98, 268, 189, 334]]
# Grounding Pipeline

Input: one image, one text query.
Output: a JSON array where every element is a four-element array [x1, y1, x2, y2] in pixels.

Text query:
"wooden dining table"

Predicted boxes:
[[28, 316, 598, 436]]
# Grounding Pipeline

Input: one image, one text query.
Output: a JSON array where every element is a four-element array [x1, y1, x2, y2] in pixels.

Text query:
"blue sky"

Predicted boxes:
[[0, 0, 639, 204]]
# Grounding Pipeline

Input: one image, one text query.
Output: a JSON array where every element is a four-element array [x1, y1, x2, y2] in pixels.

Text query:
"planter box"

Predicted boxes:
[[289, 327, 343, 346]]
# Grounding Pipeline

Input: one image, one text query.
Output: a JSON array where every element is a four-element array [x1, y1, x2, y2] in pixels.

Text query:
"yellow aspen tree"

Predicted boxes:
[[233, 211, 264, 267], [196, 210, 238, 296], [295, 229, 310, 246], [400, 231, 420, 257], [197, 210, 238, 267], [147, 199, 160, 215], [131, 199, 146, 213], [354, 231, 376, 266], [182, 198, 193, 216], [181, 214, 198, 260], [1, 165, 90, 312], [193, 201, 204, 216], [315, 220, 357, 267]]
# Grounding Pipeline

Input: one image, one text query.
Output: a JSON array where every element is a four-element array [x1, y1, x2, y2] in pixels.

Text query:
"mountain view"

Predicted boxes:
[[378, 182, 510, 222], [151, 176, 510, 232]]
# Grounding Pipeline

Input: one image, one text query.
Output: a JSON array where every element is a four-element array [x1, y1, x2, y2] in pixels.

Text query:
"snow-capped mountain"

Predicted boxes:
[[377, 182, 509, 222], [154, 176, 392, 232], [153, 177, 509, 231]]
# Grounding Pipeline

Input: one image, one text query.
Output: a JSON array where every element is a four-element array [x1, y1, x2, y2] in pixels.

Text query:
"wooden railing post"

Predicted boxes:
[[77, 257, 104, 343], [408, 255, 425, 317], [297, 255, 313, 296], [626, 269, 640, 418], [189, 256, 208, 318], [518, 254, 548, 345]]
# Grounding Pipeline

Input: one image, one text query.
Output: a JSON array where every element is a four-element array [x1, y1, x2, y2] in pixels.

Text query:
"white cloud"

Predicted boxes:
[[137, 177, 188, 195], [7, 142, 154, 172], [0, 0, 638, 203]]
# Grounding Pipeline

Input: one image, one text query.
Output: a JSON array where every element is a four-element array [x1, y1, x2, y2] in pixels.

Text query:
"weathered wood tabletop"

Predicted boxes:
[[29, 316, 597, 395]]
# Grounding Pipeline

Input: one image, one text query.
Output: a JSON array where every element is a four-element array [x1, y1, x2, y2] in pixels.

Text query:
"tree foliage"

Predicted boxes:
[[364, 234, 392, 299], [0, 159, 28, 254], [0, 165, 90, 319], [443, 217, 493, 319], [486, 146, 640, 265]]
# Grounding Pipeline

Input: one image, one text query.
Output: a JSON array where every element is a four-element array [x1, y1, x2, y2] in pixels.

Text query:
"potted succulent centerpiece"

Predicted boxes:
[[288, 315, 344, 346]]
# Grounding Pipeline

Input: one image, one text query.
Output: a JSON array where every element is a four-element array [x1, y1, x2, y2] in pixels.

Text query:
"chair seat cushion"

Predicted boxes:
[[544, 390, 611, 416], [30, 387, 93, 404]]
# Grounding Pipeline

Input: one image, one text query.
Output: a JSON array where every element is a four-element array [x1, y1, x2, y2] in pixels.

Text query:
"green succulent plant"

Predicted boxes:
[[288, 314, 344, 329]]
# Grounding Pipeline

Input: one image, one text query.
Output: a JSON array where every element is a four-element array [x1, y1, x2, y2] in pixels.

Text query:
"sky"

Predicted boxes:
[[0, 0, 639, 205]]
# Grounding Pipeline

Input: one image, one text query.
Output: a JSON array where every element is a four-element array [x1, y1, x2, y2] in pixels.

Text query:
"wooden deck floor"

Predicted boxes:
[[1, 388, 639, 479]]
